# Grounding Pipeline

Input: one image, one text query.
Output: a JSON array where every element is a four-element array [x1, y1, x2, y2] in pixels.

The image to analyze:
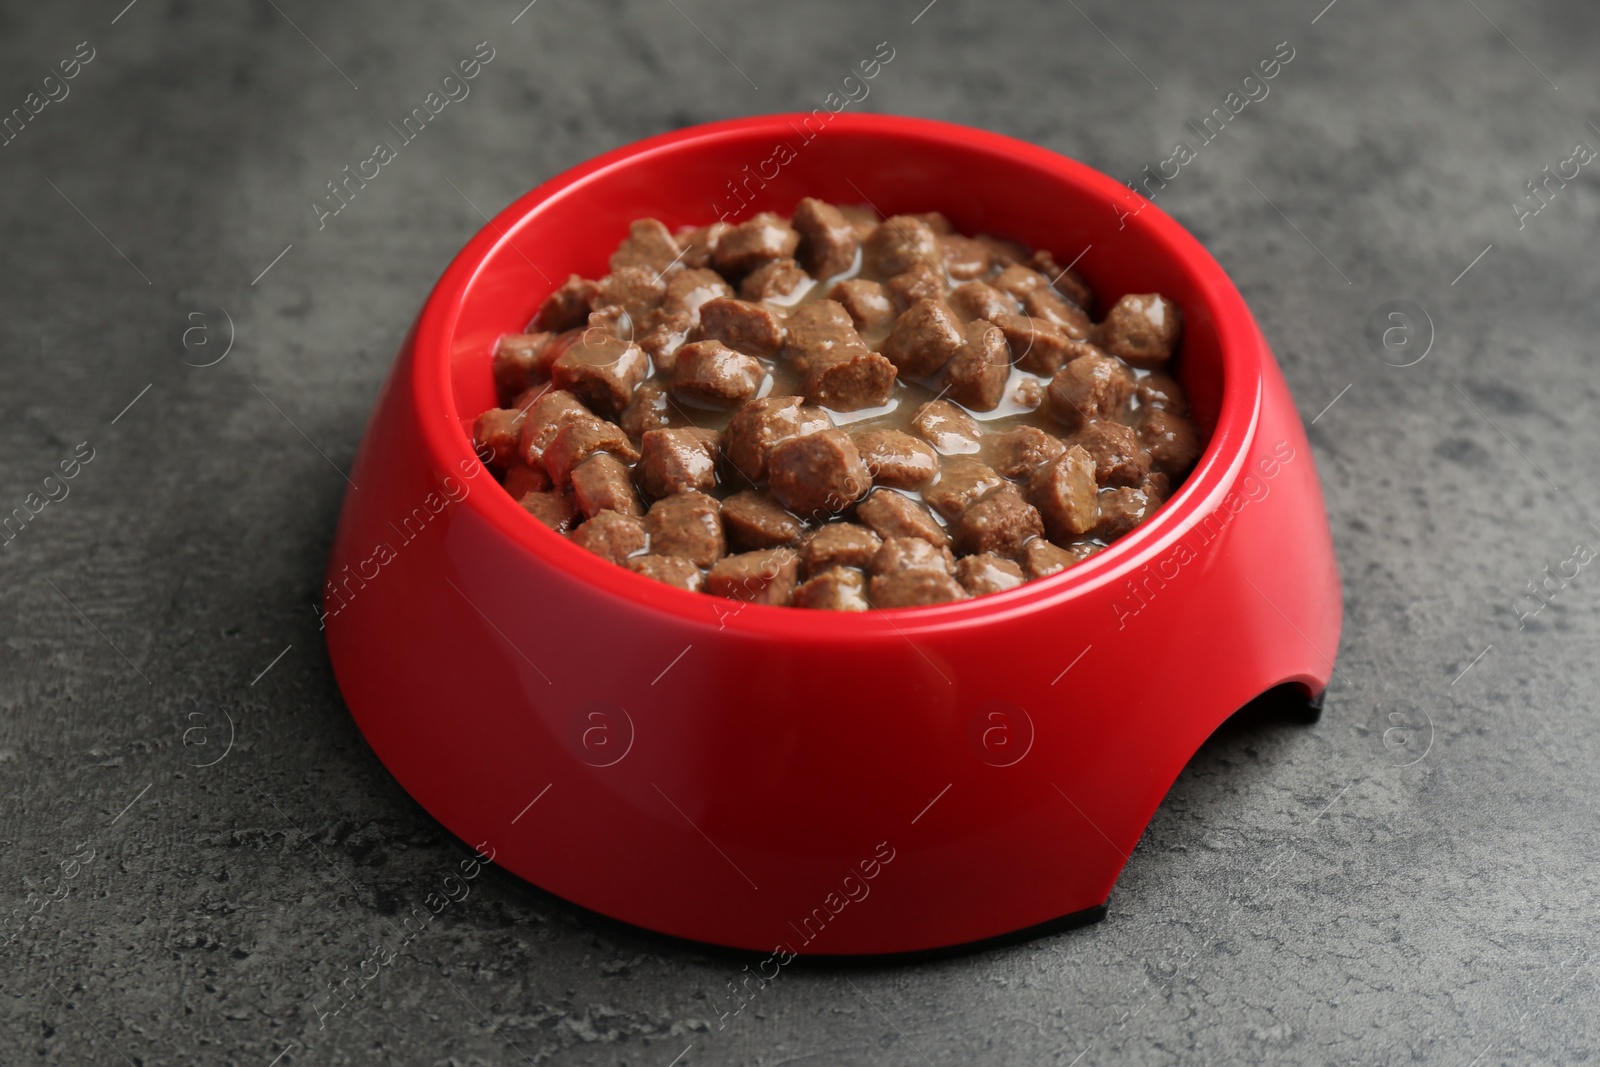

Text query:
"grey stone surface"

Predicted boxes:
[[2, 0, 1597, 1063]]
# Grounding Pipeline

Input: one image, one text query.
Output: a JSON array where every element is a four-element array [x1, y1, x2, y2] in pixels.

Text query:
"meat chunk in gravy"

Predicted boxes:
[[638, 427, 721, 498], [721, 490, 804, 551], [801, 523, 883, 573], [863, 215, 941, 277], [706, 548, 801, 604], [723, 395, 833, 484], [644, 491, 726, 567], [551, 334, 649, 416], [672, 341, 764, 408], [713, 212, 800, 278], [853, 429, 939, 489], [855, 490, 948, 547], [869, 569, 970, 608], [793, 566, 870, 611], [767, 429, 872, 519], [786, 300, 897, 411], [792, 197, 860, 281]]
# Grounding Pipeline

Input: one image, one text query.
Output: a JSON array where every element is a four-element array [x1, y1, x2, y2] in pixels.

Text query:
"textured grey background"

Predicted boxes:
[[2, 0, 1597, 1064]]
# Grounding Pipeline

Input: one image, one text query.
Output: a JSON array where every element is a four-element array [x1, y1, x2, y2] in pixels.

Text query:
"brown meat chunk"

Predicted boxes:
[[830, 279, 896, 335], [635, 311, 691, 375], [785, 298, 860, 356], [1074, 420, 1151, 487], [1143, 471, 1172, 505], [619, 379, 674, 438], [886, 263, 946, 313], [767, 429, 871, 518], [712, 212, 800, 277], [697, 297, 786, 358], [570, 510, 649, 564], [863, 215, 940, 276], [1026, 246, 1064, 274], [533, 274, 596, 332], [517, 389, 591, 466], [924, 457, 1005, 521], [1027, 446, 1100, 541], [519, 489, 579, 533], [672, 340, 765, 407], [912, 211, 956, 234], [627, 553, 705, 592], [645, 491, 725, 567], [792, 198, 860, 280], [638, 427, 721, 498], [1140, 408, 1202, 475], [1024, 288, 1092, 340], [787, 301, 898, 411], [852, 429, 939, 489], [855, 490, 948, 547], [955, 553, 1026, 596], [551, 333, 649, 416], [976, 234, 1029, 266], [1023, 538, 1099, 579], [1094, 486, 1153, 541], [839, 205, 881, 239], [1057, 270, 1095, 316], [740, 257, 812, 302], [706, 548, 801, 605], [788, 312, 890, 409], [570, 452, 641, 518], [944, 318, 1011, 412], [1099, 294, 1182, 366], [1029, 249, 1095, 312], [473, 407, 525, 472], [989, 425, 1065, 478], [1136, 371, 1190, 415], [952, 484, 1044, 559], [800, 523, 882, 573], [609, 218, 681, 274], [910, 399, 983, 455], [871, 536, 957, 576], [792, 566, 870, 612], [1047, 352, 1136, 433], [991, 263, 1050, 301], [593, 266, 665, 325], [721, 490, 804, 551], [509, 382, 554, 413], [502, 462, 551, 498], [723, 395, 833, 483], [993, 312, 1091, 376], [584, 305, 633, 343], [675, 222, 729, 271], [661, 267, 735, 319], [803, 347, 897, 412], [940, 235, 995, 281], [542, 417, 639, 486], [492, 333, 557, 404], [883, 299, 964, 379], [869, 569, 969, 608], [947, 281, 1017, 323]]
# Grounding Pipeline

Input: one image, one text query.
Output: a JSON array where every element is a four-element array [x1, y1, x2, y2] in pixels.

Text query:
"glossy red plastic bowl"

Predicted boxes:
[[323, 113, 1341, 956]]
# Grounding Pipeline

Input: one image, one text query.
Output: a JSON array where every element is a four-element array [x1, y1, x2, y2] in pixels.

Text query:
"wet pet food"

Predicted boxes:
[[473, 202, 1202, 609]]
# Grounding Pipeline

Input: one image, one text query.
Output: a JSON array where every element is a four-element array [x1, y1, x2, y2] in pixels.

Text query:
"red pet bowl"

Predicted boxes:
[[323, 114, 1341, 956]]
